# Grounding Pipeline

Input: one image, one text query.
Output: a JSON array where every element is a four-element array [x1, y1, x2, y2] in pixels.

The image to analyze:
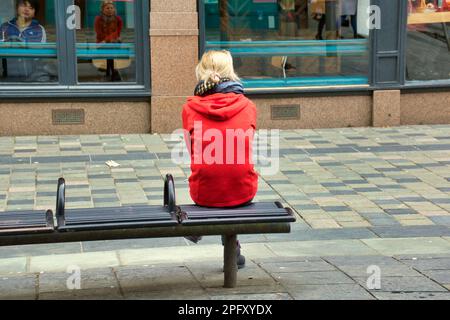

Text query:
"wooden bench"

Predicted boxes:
[[0, 174, 295, 288]]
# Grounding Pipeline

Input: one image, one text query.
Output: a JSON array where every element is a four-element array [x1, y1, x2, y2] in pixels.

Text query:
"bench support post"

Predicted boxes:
[[223, 234, 237, 288]]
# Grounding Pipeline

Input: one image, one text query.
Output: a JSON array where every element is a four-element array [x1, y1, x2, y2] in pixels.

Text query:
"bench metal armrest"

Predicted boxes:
[[164, 174, 176, 213]]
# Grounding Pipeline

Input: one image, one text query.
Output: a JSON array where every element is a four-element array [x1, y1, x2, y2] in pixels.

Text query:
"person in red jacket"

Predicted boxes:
[[94, 0, 123, 81], [182, 50, 258, 268]]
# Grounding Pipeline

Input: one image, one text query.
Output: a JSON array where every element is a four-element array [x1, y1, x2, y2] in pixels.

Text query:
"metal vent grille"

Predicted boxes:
[[52, 109, 85, 125], [271, 105, 300, 120]]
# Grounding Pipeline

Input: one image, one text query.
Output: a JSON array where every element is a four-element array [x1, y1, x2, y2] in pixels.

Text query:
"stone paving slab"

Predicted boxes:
[[0, 274, 37, 300], [398, 257, 450, 271], [267, 240, 379, 257], [285, 284, 375, 300], [0, 257, 27, 274], [353, 276, 447, 292], [372, 292, 450, 300], [361, 237, 450, 256], [30, 251, 119, 273]]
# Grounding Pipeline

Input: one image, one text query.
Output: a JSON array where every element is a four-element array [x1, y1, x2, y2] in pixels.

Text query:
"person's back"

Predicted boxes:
[[182, 50, 258, 208], [181, 50, 258, 268]]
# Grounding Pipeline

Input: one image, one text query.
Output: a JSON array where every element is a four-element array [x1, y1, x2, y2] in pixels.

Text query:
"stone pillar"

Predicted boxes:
[[150, 0, 199, 133], [372, 90, 401, 127]]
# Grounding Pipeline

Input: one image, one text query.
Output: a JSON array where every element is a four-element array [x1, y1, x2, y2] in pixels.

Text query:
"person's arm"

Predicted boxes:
[[94, 16, 103, 42], [0, 24, 7, 42], [40, 25, 47, 43], [182, 105, 193, 155], [117, 16, 123, 39]]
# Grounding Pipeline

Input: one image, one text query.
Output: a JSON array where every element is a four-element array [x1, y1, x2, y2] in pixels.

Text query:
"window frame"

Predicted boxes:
[[0, 0, 150, 98]]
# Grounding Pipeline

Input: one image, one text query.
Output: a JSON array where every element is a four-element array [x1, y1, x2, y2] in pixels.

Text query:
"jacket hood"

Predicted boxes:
[[185, 93, 250, 121]]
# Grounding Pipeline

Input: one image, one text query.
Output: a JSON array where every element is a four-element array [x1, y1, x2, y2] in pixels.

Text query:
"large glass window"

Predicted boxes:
[[0, 0, 149, 96], [0, 0, 58, 83], [201, 0, 371, 90], [406, 0, 450, 82], [76, 0, 136, 83]]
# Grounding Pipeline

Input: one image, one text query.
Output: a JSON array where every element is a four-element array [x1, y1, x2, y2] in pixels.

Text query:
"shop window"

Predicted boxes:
[[200, 0, 371, 91], [0, 0, 58, 83], [0, 0, 149, 97], [76, 0, 136, 83], [406, 0, 450, 82]]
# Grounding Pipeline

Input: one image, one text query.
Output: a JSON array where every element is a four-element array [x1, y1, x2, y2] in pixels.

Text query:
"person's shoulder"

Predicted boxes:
[[1, 19, 14, 28], [241, 95, 256, 108]]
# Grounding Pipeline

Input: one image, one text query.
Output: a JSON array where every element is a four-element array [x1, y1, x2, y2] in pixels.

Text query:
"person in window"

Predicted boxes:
[[94, 0, 123, 82], [311, 0, 326, 40], [0, 0, 50, 81], [279, 0, 297, 39], [182, 51, 259, 269], [337, 0, 358, 39]]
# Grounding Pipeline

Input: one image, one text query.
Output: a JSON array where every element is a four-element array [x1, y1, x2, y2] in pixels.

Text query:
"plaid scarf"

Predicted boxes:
[[194, 78, 231, 96]]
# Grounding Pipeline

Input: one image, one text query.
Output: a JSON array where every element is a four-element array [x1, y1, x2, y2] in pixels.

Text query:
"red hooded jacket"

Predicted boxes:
[[182, 93, 258, 207]]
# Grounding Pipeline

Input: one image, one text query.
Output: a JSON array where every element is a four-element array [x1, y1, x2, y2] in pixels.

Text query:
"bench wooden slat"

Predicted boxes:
[[57, 219, 179, 232], [181, 215, 296, 226], [0, 210, 54, 234], [180, 202, 281, 211]]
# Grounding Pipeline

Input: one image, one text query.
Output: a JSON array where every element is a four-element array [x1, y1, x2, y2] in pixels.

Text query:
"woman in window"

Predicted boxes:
[[94, 0, 123, 81]]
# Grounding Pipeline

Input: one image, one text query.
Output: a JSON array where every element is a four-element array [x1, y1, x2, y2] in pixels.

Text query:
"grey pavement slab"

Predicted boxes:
[[81, 238, 187, 252], [0, 242, 82, 259], [38, 268, 118, 293], [0, 274, 37, 299], [115, 265, 200, 293], [124, 288, 209, 300], [0, 257, 27, 274], [39, 287, 123, 300], [361, 237, 450, 256], [267, 240, 379, 257], [210, 292, 292, 300], [399, 257, 450, 271], [286, 284, 374, 300], [258, 259, 336, 273], [187, 262, 276, 288], [354, 276, 447, 292], [324, 255, 401, 266], [369, 226, 450, 238], [372, 291, 450, 300], [30, 251, 119, 273], [420, 270, 450, 284], [264, 228, 378, 242], [335, 265, 423, 278], [273, 271, 355, 285]]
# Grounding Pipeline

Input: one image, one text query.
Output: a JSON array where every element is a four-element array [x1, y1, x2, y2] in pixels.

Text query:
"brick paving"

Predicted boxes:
[[0, 125, 450, 299]]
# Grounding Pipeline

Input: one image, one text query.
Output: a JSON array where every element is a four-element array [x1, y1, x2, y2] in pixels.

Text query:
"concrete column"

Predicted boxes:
[[372, 90, 401, 127], [150, 0, 199, 133]]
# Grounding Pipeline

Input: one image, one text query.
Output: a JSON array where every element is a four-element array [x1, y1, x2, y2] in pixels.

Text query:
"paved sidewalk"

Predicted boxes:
[[1, 244, 450, 300], [0, 125, 450, 299]]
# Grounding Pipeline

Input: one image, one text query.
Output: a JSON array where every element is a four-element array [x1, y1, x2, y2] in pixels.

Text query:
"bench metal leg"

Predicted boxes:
[[223, 234, 237, 288]]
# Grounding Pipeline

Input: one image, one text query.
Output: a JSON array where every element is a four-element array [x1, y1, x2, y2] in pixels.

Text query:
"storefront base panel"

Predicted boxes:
[[401, 91, 450, 125], [254, 95, 373, 130], [150, 94, 373, 133], [0, 102, 150, 136]]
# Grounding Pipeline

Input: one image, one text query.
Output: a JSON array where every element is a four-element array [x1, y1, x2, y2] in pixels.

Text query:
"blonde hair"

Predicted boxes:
[[195, 50, 240, 83], [101, 0, 115, 12]]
